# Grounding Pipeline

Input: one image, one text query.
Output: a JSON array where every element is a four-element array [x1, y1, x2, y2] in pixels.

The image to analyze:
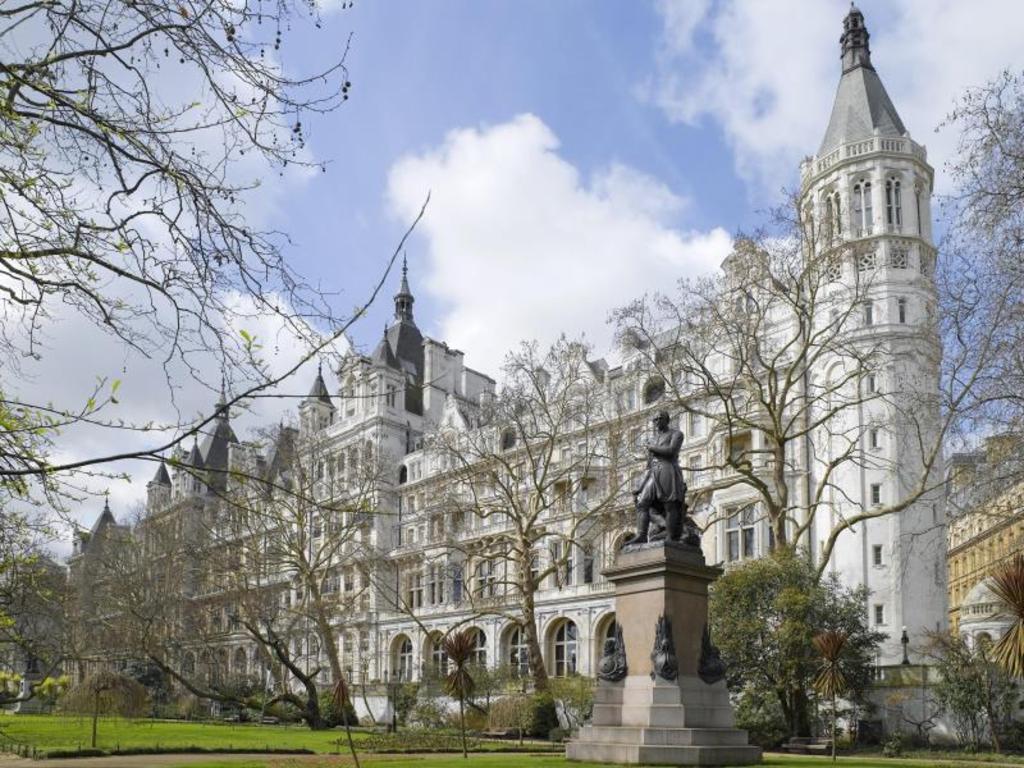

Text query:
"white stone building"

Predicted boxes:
[[73, 6, 947, 706]]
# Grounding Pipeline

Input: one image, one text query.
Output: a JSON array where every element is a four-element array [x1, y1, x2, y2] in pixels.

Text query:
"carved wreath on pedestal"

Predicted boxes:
[[649, 614, 678, 681], [597, 623, 628, 682], [698, 623, 726, 684]]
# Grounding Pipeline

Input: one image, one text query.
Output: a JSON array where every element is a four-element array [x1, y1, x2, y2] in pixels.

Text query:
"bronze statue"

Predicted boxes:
[[625, 410, 700, 547]]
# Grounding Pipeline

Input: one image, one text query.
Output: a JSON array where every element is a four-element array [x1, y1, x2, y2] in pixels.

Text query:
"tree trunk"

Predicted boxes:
[[459, 694, 468, 758], [91, 690, 100, 749], [831, 691, 837, 763], [343, 711, 361, 768], [520, 564, 549, 692]]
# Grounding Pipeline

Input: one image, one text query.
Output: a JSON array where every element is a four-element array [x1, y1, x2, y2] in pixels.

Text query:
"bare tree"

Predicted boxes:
[[0, 0, 425, 510], [88, 423, 389, 729], [424, 337, 627, 692]]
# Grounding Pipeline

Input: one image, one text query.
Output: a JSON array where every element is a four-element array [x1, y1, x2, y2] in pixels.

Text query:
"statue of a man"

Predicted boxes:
[[625, 410, 700, 547]]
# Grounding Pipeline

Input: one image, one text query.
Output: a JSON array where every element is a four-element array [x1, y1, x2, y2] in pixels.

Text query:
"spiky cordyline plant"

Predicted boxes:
[[989, 554, 1024, 678], [812, 630, 849, 763], [442, 629, 478, 758]]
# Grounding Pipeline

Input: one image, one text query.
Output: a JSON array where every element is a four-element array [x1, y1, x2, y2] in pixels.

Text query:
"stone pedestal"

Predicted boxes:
[[566, 543, 761, 765]]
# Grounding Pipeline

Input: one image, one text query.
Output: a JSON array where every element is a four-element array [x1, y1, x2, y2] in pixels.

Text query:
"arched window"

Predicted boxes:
[[429, 633, 448, 676], [470, 628, 487, 666], [398, 465, 408, 485], [233, 647, 247, 676], [395, 636, 413, 681], [643, 378, 665, 405], [551, 620, 578, 677], [823, 190, 842, 243], [508, 627, 529, 677], [886, 178, 902, 228], [852, 181, 872, 234]]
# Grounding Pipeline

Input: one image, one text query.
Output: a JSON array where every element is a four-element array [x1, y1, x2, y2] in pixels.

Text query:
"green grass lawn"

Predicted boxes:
[[0, 713, 366, 754], [0, 713, 554, 756]]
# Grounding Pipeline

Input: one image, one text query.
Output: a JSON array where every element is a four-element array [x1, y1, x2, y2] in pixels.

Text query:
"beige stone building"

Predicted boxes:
[[947, 441, 1024, 636]]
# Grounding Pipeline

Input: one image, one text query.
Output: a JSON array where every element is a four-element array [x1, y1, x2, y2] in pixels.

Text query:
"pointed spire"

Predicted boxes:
[[186, 437, 205, 469], [840, 3, 872, 73], [215, 374, 230, 421], [393, 253, 415, 324], [306, 360, 334, 407], [151, 460, 171, 486], [103, 490, 110, 514]]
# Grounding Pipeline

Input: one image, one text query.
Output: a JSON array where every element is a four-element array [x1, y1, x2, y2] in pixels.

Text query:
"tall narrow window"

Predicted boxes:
[[872, 544, 883, 566], [915, 186, 923, 235], [582, 545, 595, 584], [853, 181, 873, 234], [863, 301, 874, 327], [897, 297, 907, 323], [869, 428, 881, 449], [725, 506, 757, 561], [833, 191, 842, 235], [824, 194, 834, 242], [870, 483, 882, 506], [886, 178, 902, 228], [874, 604, 885, 625]]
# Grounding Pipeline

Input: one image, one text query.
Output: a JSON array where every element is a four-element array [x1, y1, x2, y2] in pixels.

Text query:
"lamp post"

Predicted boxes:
[[900, 626, 911, 665], [383, 670, 399, 733]]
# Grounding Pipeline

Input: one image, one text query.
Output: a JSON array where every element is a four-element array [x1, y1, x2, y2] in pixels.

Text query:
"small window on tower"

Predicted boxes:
[[897, 297, 908, 323], [874, 604, 885, 625], [873, 545, 883, 567], [870, 483, 882, 506], [863, 302, 874, 326]]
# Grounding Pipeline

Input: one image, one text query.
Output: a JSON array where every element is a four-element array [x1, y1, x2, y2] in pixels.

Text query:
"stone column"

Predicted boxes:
[[566, 543, 761, 765]]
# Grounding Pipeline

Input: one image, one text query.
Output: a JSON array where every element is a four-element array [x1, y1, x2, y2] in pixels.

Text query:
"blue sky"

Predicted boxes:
[[275, 0, 749, 359], [260, 0, 1024, 376], [37, 0, 1024, 528]]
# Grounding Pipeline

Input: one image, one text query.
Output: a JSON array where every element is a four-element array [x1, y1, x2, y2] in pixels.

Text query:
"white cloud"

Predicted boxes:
[[648, 0, 1024, 195], [386, 114, 732, 376]]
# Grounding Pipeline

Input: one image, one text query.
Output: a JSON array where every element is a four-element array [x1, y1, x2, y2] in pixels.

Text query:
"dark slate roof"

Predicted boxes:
[[264, 425, 298, 489], [818, 7, 905, 156], [186, 439, 205, 469], [372, 333, 401, 370], [307, 366, 334, 407], [386, 321, 424, 379], [91, 498, 117, 535], [818, 66, 906, 156], [150, 461, 171, 486]]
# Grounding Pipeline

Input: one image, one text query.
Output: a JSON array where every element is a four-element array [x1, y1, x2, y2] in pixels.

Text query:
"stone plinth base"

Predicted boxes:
[[566, 543, 761, 765], [567, 676, 761, 765]]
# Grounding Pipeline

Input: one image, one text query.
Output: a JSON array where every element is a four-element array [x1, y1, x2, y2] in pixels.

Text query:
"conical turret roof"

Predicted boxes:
[[818, 6, 906, 156]]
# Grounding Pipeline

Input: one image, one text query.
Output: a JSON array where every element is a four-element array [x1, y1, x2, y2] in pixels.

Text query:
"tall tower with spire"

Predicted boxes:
[[800, 5, 945, 661]]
